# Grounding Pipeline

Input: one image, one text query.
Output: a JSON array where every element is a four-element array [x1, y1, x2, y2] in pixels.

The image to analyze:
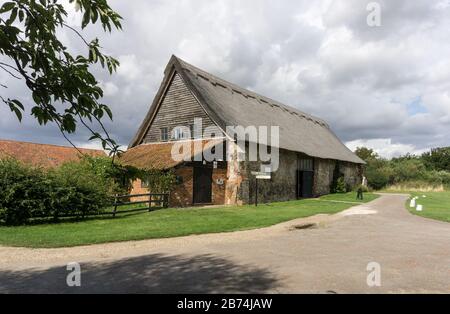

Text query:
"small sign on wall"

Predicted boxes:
[[216, 178, 224, 185]]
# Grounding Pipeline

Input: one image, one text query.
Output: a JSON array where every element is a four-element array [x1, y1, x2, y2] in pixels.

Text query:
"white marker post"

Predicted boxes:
[[410, 199, 416, 208], [416, 204, 423, 211]]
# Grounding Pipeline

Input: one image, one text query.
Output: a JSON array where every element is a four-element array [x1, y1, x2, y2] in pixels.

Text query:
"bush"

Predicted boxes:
[[83, 155, 141, 195], [0, 158, 112, 225], [332, 177, 347, 193], [49, 160, 113, 219], [0, 159, 54, 225], [366, 166, 390, 190]]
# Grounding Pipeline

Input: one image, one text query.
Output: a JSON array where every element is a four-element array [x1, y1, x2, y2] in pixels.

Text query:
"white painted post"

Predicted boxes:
[[410, 199, 416, 208], [416, 204, 423, 211]]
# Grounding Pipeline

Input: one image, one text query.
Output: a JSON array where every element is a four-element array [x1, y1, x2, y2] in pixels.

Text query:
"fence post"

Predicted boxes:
[[164, 193, 169, 208], [148, 193, 152, 212], [113, 194, 118, 218]]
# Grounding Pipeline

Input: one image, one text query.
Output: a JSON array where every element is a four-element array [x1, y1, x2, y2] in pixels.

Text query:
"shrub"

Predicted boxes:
[[366, 166, 390, 190], [333, 177, 347, 193], [0, 158, 112, 225], [83, 155, 141, 195], [49, 160, 113, 219], [0, 159, 54, 225]]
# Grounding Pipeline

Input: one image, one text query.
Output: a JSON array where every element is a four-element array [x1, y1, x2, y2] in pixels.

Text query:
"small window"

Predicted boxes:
[[172, 126, 189, 140], [160, 127, 168, 142]]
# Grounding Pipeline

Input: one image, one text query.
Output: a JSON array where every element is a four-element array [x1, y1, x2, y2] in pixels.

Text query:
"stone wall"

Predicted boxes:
[[238, 149, 298, 204], [235, 151, 363, 204], [313, 159, 336, 196], [313, 158, 362, 196]]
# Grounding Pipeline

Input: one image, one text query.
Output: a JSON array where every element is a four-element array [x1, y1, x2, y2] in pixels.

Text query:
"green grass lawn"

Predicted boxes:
[[405, 191, 450, 222], [317, 191, 378, 203], [0, 192, 378, 248]]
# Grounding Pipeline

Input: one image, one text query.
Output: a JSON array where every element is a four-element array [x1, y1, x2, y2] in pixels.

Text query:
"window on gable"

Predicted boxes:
[[160, 127, 168, 142], [172, 126, 189, 140]]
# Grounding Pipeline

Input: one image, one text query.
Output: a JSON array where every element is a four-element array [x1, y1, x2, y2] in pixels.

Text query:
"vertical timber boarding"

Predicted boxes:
[[142, 73, 218, 144]]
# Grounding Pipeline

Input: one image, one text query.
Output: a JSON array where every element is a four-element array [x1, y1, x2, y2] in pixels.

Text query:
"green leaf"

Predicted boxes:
[[8, 99, 24, 121], [18, 9, 24, 22], [10, 99, 24, 110], [81, 7, 91, 29], [7, 7, 18, 25], [0, 2, 15, 14], [103, 106, 113, 120]]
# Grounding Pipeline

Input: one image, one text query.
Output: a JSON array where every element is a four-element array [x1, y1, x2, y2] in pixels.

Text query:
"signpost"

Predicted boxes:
[[251, 171, 271, 206]]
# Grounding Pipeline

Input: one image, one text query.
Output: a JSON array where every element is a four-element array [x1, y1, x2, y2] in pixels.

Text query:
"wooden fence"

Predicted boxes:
[[112, 193, 169, 217]]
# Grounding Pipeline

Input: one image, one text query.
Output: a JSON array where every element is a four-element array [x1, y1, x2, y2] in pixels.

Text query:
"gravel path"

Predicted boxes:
[[0, 193, 449, 293]]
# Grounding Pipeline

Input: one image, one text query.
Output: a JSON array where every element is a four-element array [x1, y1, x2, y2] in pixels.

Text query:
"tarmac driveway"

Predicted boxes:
[[0, 193, 449, 293]]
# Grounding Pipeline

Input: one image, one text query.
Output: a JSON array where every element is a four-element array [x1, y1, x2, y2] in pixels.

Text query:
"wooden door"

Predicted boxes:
[[301, 171, 314, 198], [193, 167, 212, 204]]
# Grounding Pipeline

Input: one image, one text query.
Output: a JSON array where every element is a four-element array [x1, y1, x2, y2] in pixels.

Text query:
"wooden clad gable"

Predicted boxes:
[[142, 72, 221, 144]]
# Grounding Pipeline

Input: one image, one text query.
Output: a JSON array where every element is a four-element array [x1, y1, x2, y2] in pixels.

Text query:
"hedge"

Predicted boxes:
[[0, 158, 112, 225]]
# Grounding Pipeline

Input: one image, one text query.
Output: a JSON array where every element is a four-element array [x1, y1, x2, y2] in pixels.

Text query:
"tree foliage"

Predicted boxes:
[[421, 147, 450, 172], [355, 146, 450, 190], [0, 0, 122, 156]]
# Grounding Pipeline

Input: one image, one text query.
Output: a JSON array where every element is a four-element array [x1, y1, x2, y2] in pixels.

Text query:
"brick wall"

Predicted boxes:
[[129, 165, 229, 208]]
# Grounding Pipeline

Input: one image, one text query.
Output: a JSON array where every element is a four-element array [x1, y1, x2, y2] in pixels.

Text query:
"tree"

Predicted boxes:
[[0, 0, 122, 158], [421, 147, 450, 172], [354, 146, 392, 190], [354, 147, 379, 162]]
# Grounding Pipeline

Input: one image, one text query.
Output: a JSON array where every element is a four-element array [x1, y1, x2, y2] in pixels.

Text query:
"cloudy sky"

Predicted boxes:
[[1, 0, 450, 158]]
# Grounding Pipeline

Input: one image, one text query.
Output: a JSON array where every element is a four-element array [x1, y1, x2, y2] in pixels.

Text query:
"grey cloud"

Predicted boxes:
[[1, 0, 449, 158]]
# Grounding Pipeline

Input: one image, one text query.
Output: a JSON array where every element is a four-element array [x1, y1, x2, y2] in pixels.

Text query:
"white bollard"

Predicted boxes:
[[416, 204, 423, 211], [410, 199, 416, 208]]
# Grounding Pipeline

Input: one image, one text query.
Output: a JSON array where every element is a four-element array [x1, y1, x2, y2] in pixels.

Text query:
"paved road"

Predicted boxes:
[[0, 194, 449, 293]]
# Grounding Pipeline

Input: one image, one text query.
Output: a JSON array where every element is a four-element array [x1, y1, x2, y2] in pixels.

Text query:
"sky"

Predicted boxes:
[[1, 0, 450, 159]]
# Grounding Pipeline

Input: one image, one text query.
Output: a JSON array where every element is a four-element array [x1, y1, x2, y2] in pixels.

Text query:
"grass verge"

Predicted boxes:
[[404, 191, 450, 223]]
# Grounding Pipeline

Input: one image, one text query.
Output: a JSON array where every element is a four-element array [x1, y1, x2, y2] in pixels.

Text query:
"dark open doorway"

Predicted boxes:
[[297, 157, 314, 198], [193, 166, 212, 204], [297, 170, 314, 198]]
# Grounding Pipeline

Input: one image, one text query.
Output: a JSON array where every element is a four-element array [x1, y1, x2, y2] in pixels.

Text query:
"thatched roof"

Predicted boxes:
[[129, 56, 365, 164], [119, 139, 224, 170], [0, 139, 106, 168]]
